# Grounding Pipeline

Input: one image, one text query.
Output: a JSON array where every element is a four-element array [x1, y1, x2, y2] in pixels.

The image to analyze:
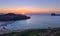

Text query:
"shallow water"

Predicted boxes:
[[0, 14, 60, 30]]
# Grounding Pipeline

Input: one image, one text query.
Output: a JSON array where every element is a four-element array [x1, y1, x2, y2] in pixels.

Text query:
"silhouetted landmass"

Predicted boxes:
[[0, 27, 60, 36], [0, 13, 30, 21], [51, 13, 60, 16], [51, 13, 56, 16]]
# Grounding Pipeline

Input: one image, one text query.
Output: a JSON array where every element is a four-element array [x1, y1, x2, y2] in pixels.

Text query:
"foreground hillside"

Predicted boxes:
[[0, 27, 60, 36]]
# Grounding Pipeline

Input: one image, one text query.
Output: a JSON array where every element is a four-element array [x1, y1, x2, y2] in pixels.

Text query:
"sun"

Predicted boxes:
[[21, 10, 27, 15], [22, 12, 25, 14], [22, 12, 26, 15]]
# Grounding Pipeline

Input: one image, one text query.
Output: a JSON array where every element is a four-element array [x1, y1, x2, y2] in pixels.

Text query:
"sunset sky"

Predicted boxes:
[[0, 0, 60, 14]]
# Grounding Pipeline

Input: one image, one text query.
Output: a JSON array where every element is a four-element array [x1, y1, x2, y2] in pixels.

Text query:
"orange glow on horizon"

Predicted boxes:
[[0, 8, 60, 14], [21, 11, 26, 15]]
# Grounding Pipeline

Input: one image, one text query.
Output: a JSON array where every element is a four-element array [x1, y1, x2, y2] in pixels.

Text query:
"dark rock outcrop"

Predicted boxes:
[[0, 13, 30, 21], [51, 13, 56, 16], [51, 13, 60, 16]]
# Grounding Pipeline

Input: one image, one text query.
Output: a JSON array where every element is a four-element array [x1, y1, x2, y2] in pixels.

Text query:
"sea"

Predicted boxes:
[[0, 14, 60, 30]]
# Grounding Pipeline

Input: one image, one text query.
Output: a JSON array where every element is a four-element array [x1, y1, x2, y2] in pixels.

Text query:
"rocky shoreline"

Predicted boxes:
[[0, 27, 60, 36]]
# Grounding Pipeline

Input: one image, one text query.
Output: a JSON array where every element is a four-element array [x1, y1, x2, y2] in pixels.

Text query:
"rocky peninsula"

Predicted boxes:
[[0, 13, 30, 21]]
